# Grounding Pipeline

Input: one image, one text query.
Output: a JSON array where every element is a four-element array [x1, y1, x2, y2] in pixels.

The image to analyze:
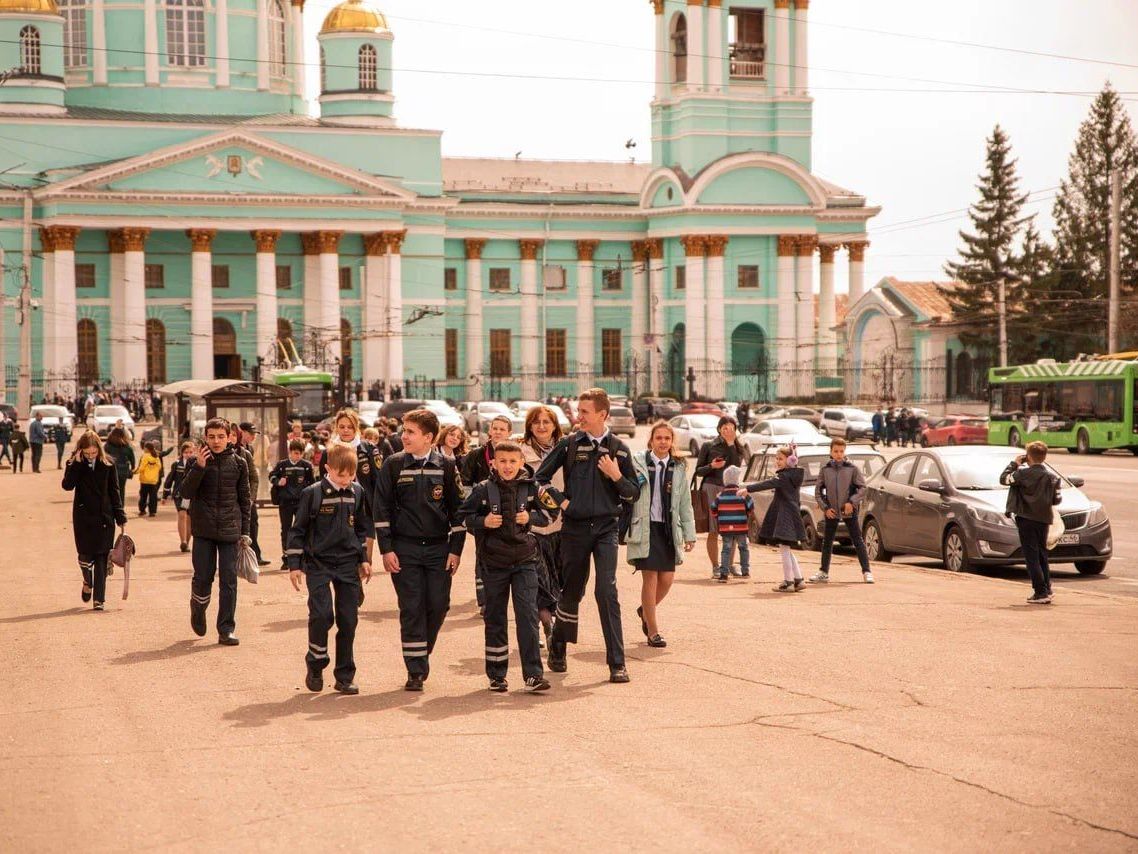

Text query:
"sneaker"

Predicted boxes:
[[257, 558, 271, 567], [190, 600, 207, 637], [524, 676, 551, 693], [1026, 593, 1053, 605], [863, 572, 875, 584], [404, 674, 425, 692], [717, 573, 728, 584], [305, 670, 323, 692], [647, 634, 667, 648], [809, 571, 830, 583], [740, 571, 751, 578], [548, 643, 567, 673], [729, 566, 744, 578], [488, 678, 508, 693], [793, 578, 806, 592], [218, 633, 240, 646], [609, 667, 630, 684], [710, 569, 719, 580], [93, 602, 104, 611], [772, 581, 795, 593], [334, 681, 359, 695]]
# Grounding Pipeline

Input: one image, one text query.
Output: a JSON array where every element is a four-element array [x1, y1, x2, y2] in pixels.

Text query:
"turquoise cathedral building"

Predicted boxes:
[[0, 0, 878, 403]]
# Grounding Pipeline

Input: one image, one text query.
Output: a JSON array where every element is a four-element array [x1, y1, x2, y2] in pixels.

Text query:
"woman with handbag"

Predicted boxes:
[[695, 416, 750, 577], [626, 421, 696, 648], [62, 431, 127, 611]]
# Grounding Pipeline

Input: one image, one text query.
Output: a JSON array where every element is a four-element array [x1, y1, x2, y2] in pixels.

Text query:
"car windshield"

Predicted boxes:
[[480, 403, 510, 415], [95, 406, 129, 419], [33, 406, 69, 417], [688, 414, 722, 430]]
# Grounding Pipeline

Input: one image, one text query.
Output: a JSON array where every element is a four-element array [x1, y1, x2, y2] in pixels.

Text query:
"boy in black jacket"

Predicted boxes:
[[461, 441, 551, 693], [1000, 441, 1062, 605], [270, 439, 316, 570], [287, 444, 372, 694]]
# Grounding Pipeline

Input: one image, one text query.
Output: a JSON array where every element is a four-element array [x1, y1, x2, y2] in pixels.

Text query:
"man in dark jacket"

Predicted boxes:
[[1000, 441, 1062, 604], [181, 418, 251, 645], [29, 412, 46, 473], [812, 437, 873, 583]]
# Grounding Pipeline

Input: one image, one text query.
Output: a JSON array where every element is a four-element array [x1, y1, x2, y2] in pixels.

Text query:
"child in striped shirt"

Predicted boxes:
[[710, 465, 752, 583]]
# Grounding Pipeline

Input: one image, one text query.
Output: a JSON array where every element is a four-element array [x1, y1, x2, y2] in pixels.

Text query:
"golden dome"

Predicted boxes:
[[319, 0, 388, 35], [0, 0, 59, 13]]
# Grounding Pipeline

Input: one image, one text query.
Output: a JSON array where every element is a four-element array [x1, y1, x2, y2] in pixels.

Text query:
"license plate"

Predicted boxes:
[[1058, 533, 1080, 545]]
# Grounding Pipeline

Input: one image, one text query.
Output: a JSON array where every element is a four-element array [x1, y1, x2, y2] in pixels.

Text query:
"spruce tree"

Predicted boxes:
[[942, 125, 1029, 359], [1009, 220, 1058, 362]]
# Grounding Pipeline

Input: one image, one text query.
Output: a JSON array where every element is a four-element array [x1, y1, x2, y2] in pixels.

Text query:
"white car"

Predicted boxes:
[[357, 400, 383, 428], [423, 399, 464, 430], [670, 413, 723, 457], [742, 418, 829, 454], [821, 407, 875, 441], [474, 401, 525, 435], [89, 404, 135, 438], [29, 404, 75, 440], [510, 400, 571, 432]]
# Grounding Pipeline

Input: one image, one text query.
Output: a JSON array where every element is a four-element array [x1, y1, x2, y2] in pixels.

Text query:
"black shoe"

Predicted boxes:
[[404, 674, 424, 692], [647, 634, 667, 648], [190, 600, 207, 637], [609, 667, 630, 684], [81, 584, 92, 603], [524, 676, 551, 693], [180, 542, 189, 553], [488, 678, 508, 693], [1026, 593, 1053, 605], [218, 633, 240, 646], [548, 642, 567, 673], [334, 681, 359, 695], [717, 574, 728, 583], [93, 602, 104, 611], [305, 670, 323, 692], [636, 605, 647, 638], [257, 559, 271, 567]]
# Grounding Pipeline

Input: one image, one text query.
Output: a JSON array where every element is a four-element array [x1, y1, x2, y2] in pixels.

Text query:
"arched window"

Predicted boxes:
[[146, 319, 167, 384], [269, 0, 287, 77], [670, 14, 687, 84], [340, 317, 352, 362], [319, 46, 326, 92], [358, 43, 377, 91], [19, 26, 41, 75], [60, 0, 88, 68], [731, 322, 771, 403], [166, 0, 205, 67], [667, 322, 686, 397], [77, 319, 98, 386]]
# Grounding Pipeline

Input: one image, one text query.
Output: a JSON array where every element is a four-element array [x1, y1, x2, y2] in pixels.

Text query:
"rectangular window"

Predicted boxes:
[[602, 268, 623, 291], [275, 265, 291, 290], [75, 263, 96, 289], [601, 328, 622, 376], [444, 328, 458, 379], [444, 267, 457, 291], [675, 265, 686, 290], [489, 268, 511, 292], [728, 7, 765, 79], [489, 329, 511, 376], [339, 266, 352, 291], [738, 265, 759, 289], [546, 329, 567, 377], [61, 0, 88, 67], [543, 264, 566, 290], [211, 265, 229, 289], [144, 263, 164, 289]]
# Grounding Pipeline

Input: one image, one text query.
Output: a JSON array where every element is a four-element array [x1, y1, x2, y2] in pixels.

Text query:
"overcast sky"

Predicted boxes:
[[303, 0, 1138, 294]]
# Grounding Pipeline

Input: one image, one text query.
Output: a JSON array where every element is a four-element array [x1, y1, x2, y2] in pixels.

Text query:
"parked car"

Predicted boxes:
[[632, 395, 682, 424], [741, 418, 829, 455], [608, 395, 631, 409], [681, 401, 726, 417], [921, 415, 989, 447], [510, 400, 571, 432], [423, 399, 464, 430], [669, 413, 723, 457], [717, 402, 740, 417], [608, 405, 636, 438], [473, 401, 525, 435], [747, 406, 823, 428], [357, 400, 383, 428], [30, 404, 75, 442], [88, 404, 135, 439], [859, 446, 1111, 575], [745, 445, 887, 551], [821, 407, 875, 441], [379, 399, 427, 422], [455, 401, 480, 432]]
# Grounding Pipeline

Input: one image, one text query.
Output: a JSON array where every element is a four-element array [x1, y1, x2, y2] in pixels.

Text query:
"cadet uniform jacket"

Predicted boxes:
[[269, 458, 316, 507], [534, 431, 640, 521], [373, 450, 466, 556], [460, 469, 551, 570], [162, 458, 191, 501], [285, 479, 371, 573]]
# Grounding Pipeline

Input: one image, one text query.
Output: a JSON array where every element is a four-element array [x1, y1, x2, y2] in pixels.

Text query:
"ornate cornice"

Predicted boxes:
[[845, 240, 869, 262], [776, 235, 797, 257], [251, 229, 281, 253], [463, 238, 486, 260], [187, 228, 216, 252], [818, 243, 837, 264], [795, 235, 818, 257], [383, 229, 407, 255], [576, 239, 599, 262], [680, 234, 707, 258], [363, 233, 389, 256], [518, 239, 545, 261], [705, 235, 729, 257]]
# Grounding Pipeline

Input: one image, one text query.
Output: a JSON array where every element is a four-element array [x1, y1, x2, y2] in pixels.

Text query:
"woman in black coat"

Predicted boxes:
[[62, 431, 127, 610], [742, 445, 808, 593], [104, 426, 135, 508]]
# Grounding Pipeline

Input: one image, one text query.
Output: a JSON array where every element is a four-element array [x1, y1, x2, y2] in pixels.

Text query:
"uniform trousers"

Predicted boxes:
[[482, 562, 542, 681], [138, 483, 159, 516], [30, 443, 43, 472], [191, 537, 238, 635], [79, 552, 109, 605], [249, 504, 264, 562], [278, 504, 297, 552], [306, 564, 360, 684], [390, 542, 452, 677], [551, 516, 625, 668]]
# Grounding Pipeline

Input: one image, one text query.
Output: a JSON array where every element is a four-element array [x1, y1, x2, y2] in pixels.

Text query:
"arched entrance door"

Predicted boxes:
[[666, 322, 686, 397], [730, 322, 770, 402], [213, 317, 241, 379]]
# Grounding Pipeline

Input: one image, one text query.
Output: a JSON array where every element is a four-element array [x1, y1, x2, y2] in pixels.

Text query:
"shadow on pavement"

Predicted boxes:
[[403, 682, 599, 722], [109, 638, 217, 665], [223, 688, 417, 728], [0, 607, 89, 624]]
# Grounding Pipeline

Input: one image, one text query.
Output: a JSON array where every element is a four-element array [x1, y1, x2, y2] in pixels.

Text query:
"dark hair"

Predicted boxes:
[[578, 387, 610, 414], [403, 408, 440, 440], [830, 436, 847, 450], [717, 415, 738, 433], [107, 426, 129, 446], [288, 439, 306, 453], [204, 417, 229, 434], [494, 440, 523, 456]]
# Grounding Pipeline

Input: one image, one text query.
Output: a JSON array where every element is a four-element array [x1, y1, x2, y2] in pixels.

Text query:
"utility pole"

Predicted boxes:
[[16, 190, 32, 415], [1108, 168, 1122, 355], [997, 277, 1008, 368]]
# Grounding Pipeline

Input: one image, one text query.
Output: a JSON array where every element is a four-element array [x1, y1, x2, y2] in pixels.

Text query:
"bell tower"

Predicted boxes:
[[649, 0, 812, 175]]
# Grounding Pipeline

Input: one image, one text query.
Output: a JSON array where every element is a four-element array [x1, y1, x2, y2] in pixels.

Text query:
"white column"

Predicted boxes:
[[519, 239, 542, 400], [648, 240, 665, 393], [385, 231, 405, 392], [91, 0, 107, 84], [653, 1, 667, 100], [795, 237, 816, 398], [121, 228, 149, 381], [575, 241, 597, 385], [847, 240, 867, 304], [252, 230, 279, 368], [290, 0, 305, 97], [793, 0, 809, 95], [817, 243, 837, 375], [216, 0, 230, 87], [143, 0, 158, 85], [686, 0, 704, 91], [363, 234, 388, 389], [464, 239, 485, 398], [108, 236, 125, 382], [316, 231, 342, 367], [631, 242, 649, 397], [706, 0, 724, 92], [39, 232, 56, 376], [188, 230, 214, 379], [682, 236, 707, 393], [50, 228, 79, 394], [776, 236, 796, 398], [300, 235, 320, 358], [256, 0, 270, 90], [705, 236, 727, 399], [774, 0, 791, 95]]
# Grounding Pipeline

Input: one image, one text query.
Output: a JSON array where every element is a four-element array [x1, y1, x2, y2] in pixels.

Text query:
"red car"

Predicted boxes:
[[681, 402, 726, 417], [920, 415, 989, 447]]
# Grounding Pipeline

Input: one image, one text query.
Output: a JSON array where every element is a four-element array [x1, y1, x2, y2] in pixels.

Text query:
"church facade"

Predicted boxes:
[[0, 0, 877, 404]]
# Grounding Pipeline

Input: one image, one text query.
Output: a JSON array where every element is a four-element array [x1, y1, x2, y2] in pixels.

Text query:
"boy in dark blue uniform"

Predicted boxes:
[[373, 409, 466, 692], [286, 444, 372, 694], [535, 388, 640, 683], [270, 439, 316, 570]]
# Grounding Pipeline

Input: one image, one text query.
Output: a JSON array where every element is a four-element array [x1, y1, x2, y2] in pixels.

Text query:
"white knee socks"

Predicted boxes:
[[780, 545, 802, 582]]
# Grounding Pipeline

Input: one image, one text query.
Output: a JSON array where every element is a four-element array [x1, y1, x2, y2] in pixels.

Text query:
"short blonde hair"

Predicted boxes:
[[326, 443, 357, 475], [1025, 440, 1047, 463]]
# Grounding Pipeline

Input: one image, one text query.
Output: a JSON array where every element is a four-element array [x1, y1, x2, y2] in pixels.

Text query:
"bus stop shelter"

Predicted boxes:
[[157, 380, 297, 504]]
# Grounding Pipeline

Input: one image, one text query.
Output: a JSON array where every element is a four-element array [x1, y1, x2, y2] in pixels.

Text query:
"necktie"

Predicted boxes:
[[656, 462, 665, 500]]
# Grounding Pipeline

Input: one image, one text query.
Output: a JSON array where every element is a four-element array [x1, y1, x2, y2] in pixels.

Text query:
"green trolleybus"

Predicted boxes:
[[267, 368, 335, 431], [987, 359, 1138, 454]]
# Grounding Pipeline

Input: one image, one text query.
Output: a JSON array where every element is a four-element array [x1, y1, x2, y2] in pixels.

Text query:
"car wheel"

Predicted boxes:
[[1008, 427, 1021, 448], [801, 513, 821, 551], [1076, 428, 1090, 455], [863, 518, 891, 562], [689, 441, 699, 457], [942, 525, 971, 573], [947, 436, 957, 446], [1075, 560, 1106, 575]]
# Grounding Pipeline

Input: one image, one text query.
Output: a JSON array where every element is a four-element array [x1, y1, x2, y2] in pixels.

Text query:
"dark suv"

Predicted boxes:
[[632, 396, 682, 424]]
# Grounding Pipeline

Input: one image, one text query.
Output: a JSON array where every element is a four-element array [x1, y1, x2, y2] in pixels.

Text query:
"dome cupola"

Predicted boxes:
[[0, 0, 65, 114], [317, 0, 394, 126]]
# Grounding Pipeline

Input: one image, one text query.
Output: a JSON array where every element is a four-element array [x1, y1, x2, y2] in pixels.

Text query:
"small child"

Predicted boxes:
[[287, 443, 372, 695], [162, 441, 196, 551], [710, 465, 753, 582], [134, 441, 163, 517], [10, 426, 28, 473], [270, 439, 316, 570], [741, 446, 807, 592], [459, 440, 551, 694]]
